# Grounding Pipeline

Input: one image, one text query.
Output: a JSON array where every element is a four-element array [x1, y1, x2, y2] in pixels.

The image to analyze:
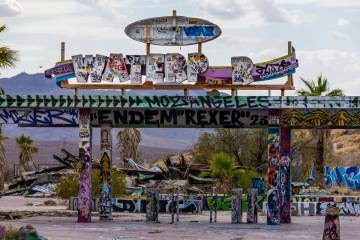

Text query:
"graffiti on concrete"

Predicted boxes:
[[99, 126, 112, 220], [282, 109, 360, 128], [325, 166, 360, 190], [0, 109, 78, 126], [279, 127, 291, 223], [70, 197, 202, 213], [77, 109, 92, 223], [90, 109, 269, 128], [252, 178, 265, 195], [267, 127, 280, 225]]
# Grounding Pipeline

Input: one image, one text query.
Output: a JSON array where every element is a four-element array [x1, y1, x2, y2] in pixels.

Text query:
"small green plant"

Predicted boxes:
[[4, 225, 19, 240], [56, 168, 126, 199]]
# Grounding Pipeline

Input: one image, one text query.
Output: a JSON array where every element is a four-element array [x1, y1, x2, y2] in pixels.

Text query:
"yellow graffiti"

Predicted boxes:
[[283, 109, 360, 127], [100, 152, 111, 184]]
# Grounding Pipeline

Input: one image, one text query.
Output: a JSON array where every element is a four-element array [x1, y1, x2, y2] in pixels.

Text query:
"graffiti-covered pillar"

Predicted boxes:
[[247, 189, 258, 223], [280, 127, 291, 224], [231, 188, 242, 224], [323, 206, 340, 240], [99, 126, 112, 220], [146, 187, 159, 222], [267, 127, 280, 225], [78, 109, 92, 223]]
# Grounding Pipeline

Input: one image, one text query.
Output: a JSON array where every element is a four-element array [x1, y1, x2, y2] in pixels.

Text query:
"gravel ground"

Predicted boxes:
[[1, 196, 359, 240]]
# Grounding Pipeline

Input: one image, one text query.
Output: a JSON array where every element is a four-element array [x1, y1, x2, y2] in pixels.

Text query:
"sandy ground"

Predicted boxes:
[[1, 196, 360, 240]]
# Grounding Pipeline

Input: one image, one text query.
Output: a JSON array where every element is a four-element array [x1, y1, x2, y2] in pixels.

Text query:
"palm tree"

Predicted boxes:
[[209, 152, 237, 192], [0, 25, 18, 190], [0, 25, 18, 73], [117, 128, 142, 166], [16, 134, 38, 172], [297, 75, 344, 188]]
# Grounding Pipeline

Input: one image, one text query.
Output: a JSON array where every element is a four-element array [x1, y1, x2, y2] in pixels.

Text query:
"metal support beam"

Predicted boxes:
[[267, 127, 280, 225], [99, 126, 112, 220], [77, 109, 92, 223]]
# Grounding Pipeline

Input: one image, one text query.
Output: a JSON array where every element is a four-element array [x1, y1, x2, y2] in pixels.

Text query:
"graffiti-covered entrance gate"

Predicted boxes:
[[1, 95, 359, 224], [1, 9, 350, 226]]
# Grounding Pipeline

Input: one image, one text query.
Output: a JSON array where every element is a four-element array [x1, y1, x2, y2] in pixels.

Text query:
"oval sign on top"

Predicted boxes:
[[125, 15, 222, 46]]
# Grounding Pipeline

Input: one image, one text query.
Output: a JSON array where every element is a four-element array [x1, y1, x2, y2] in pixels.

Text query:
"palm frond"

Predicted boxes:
[[0, 25, 6, 33], [300, 78, 315, 93], [326, 88, 345, 96], [0, 47, 18, 70]]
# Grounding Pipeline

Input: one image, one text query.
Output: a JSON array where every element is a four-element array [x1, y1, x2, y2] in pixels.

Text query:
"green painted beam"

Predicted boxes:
[[0, 95, 359, 109]]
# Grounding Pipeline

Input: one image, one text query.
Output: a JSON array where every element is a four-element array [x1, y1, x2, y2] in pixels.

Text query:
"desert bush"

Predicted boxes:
[[56, 168, 126, 199], [4, 225, 18, 240]]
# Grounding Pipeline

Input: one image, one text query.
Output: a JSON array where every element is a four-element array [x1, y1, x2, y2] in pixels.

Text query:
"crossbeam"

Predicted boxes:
[[1, 95, 360, 109]]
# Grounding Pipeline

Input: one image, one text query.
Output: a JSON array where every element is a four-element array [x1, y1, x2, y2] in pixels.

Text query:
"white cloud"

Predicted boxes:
[[298, 49, 360, 73], [275, 0, 360, 8], [337, 18, 350, 27], [330, 31, 349, 40], [0, 0, 22, 17], [194, 0, 315, 28]]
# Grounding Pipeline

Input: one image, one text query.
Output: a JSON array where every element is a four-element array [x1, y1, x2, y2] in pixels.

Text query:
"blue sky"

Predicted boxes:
[[0, 0, 360, 95]]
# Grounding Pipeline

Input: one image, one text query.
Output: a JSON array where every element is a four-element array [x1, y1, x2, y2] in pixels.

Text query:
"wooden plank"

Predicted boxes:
[[60, 81, 295, 91]]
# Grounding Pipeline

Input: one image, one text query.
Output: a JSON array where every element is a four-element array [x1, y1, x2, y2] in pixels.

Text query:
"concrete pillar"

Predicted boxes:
[[323, 206, 340, 240], [99, 126, 112, 220], [280, 127, 291, 224], [77, 109, 92, 223], [231, 188, 243, 224], [267, 127, 280, 225], [146, 188, 159, 222], [247, 189, 258, 223]]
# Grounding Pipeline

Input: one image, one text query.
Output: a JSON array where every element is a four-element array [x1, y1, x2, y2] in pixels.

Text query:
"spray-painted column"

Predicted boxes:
[[267, 127, 280, 225], [231, 188, 242, 224], [247, 189, 258, 223], [78, 109, 92, 223], [146, 187, 159, 222], [99, 126, 112, 220], [280, 127, 291, 224]]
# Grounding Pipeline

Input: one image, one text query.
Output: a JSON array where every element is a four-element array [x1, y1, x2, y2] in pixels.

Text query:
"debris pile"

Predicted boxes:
[[0, 149, 99, 198]]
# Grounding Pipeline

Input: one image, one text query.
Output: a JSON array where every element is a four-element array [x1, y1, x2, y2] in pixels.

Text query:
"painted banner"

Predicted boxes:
[[279, 127, 291, 224], [251, 52, 298, 81], [4, 96, 360, 110], [99, 126, 112, 220], [0, 108, 78, 126], [44, 60, 75, 85], [187, 53, 209, 82], [164, 53, 187, 83], [267, 127, 280, 225], [90, 55, 107, 82], [102, 54, 129, 82], [232, 57, 254, 84], [146, 54, 165, 83], [90, 109, 268, 128], [325, 166, 360, 190], [46, 51, 298, 86], [282, 109, 360, 128], [78, 109, 92, 223], [124, 16, 222, 46], [126, 55, 146, 84]]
